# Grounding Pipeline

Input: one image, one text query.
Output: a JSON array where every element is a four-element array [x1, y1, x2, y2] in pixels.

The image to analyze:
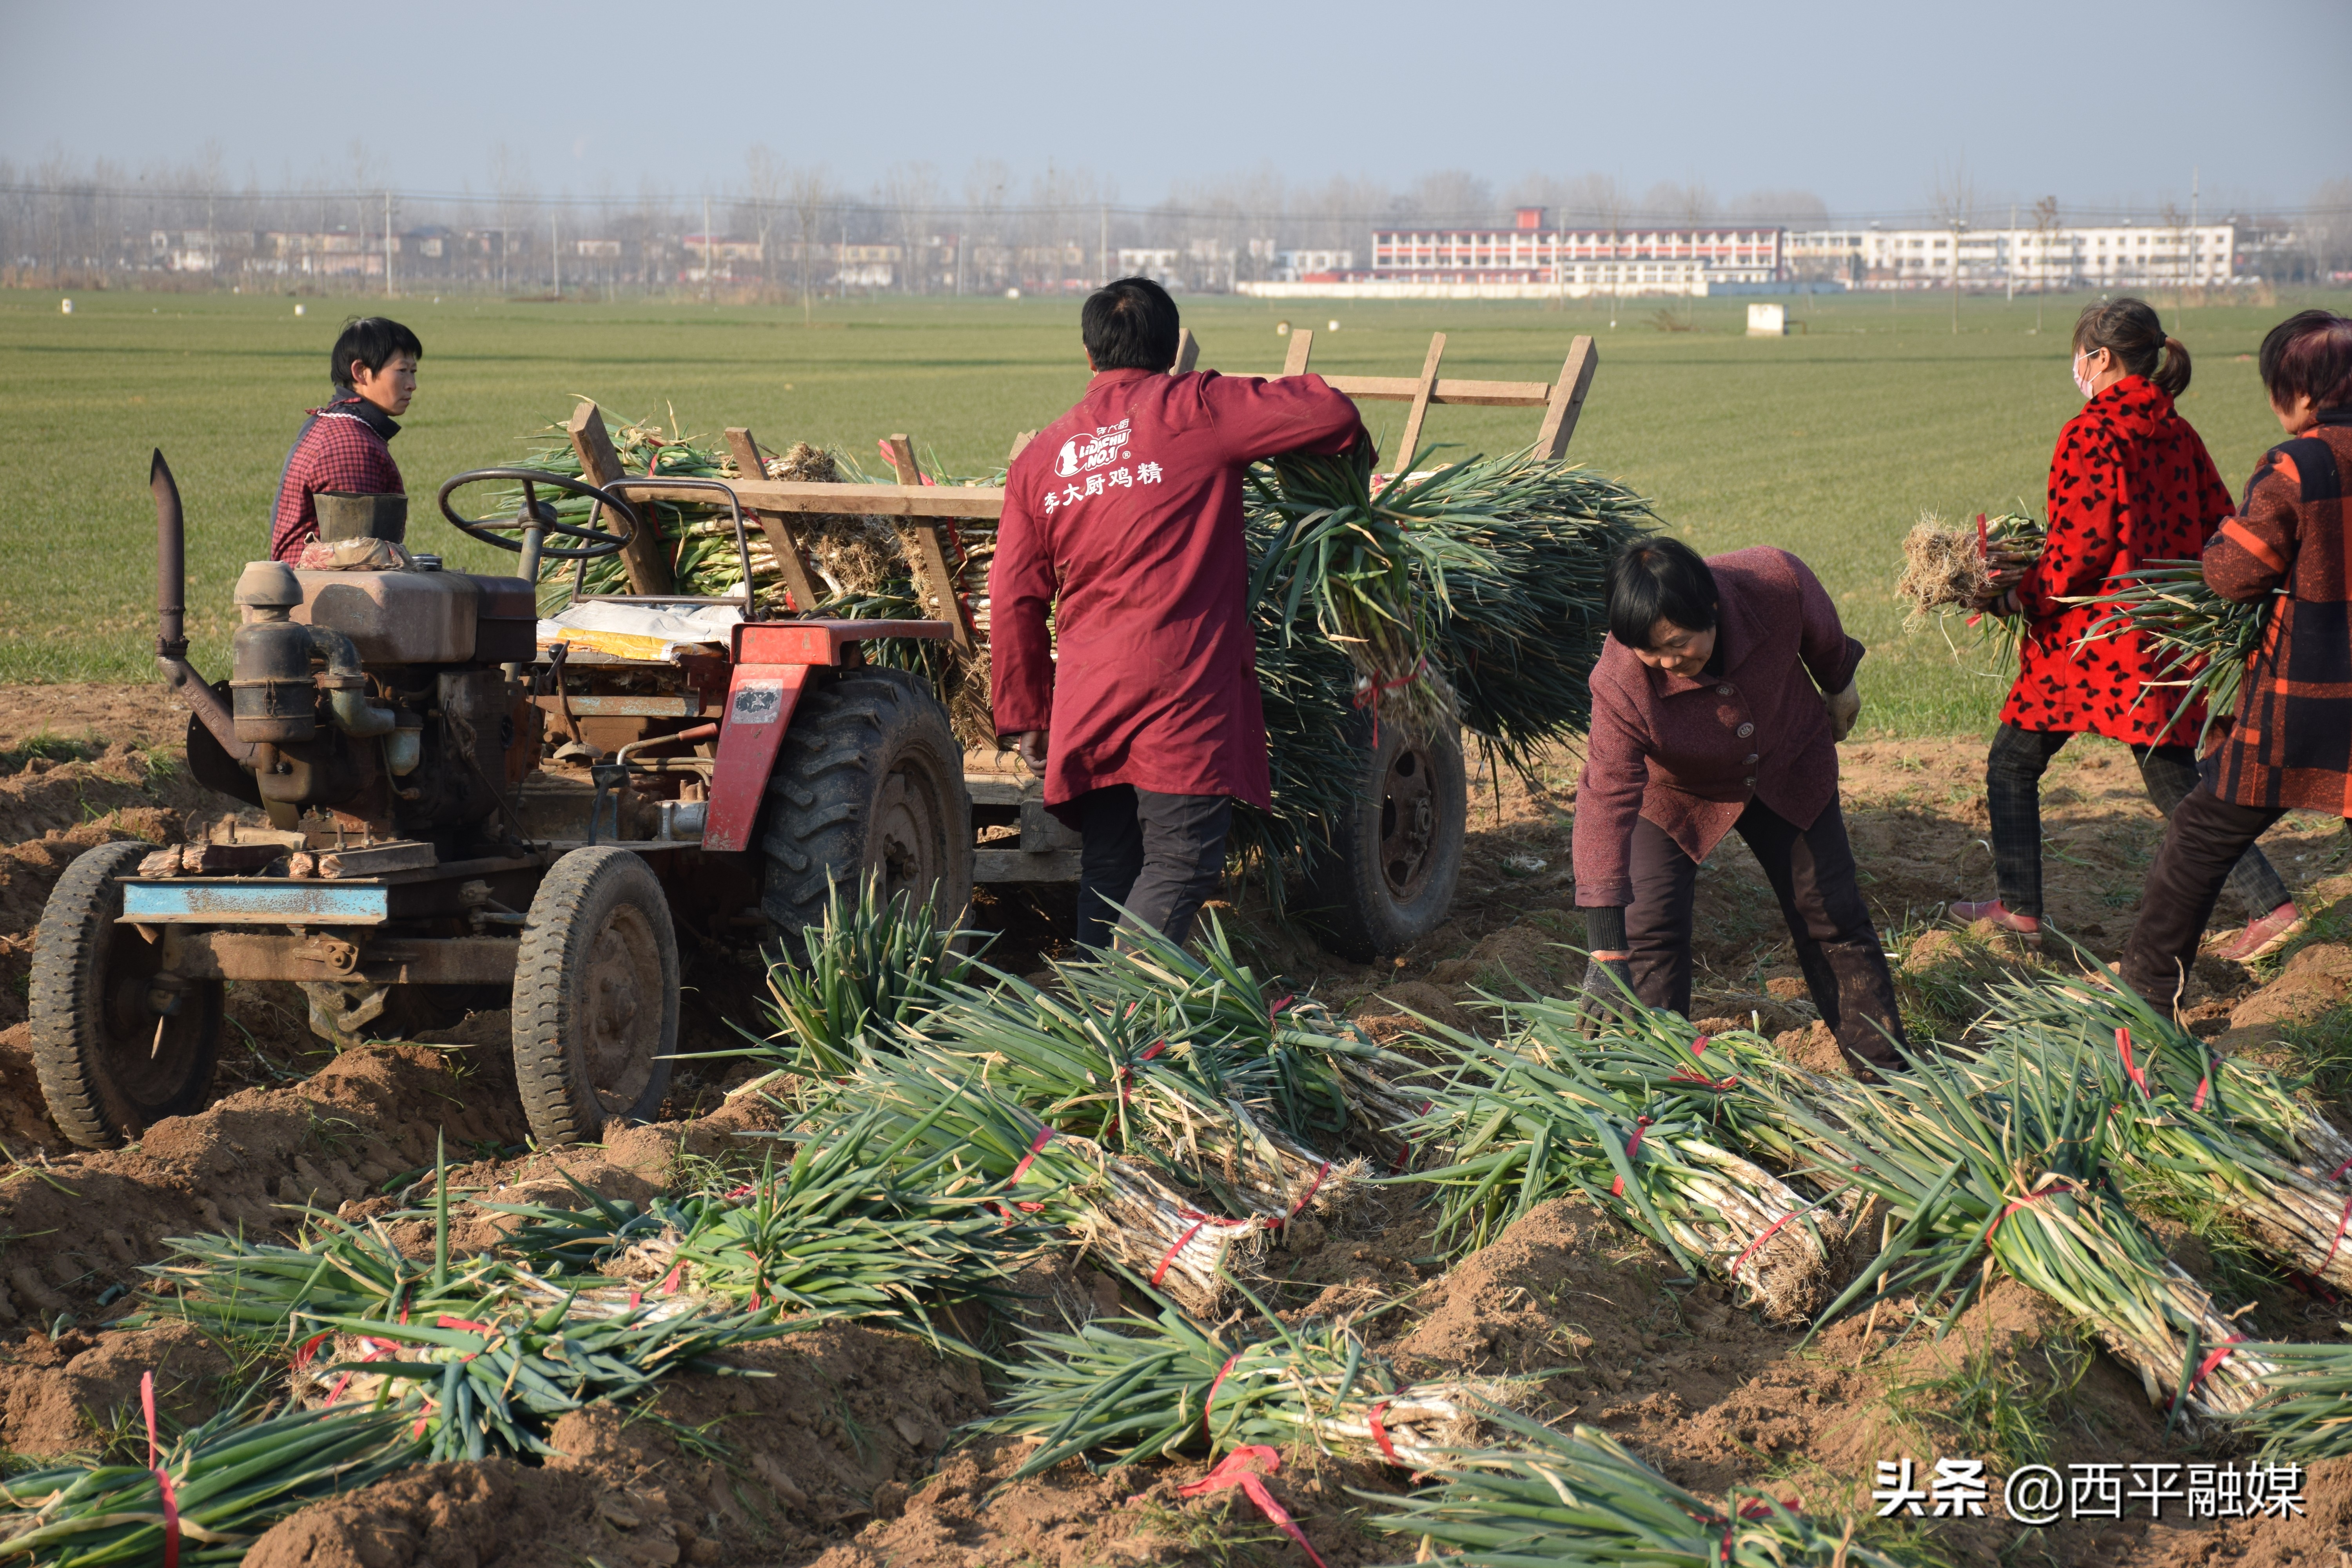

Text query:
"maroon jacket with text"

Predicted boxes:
[[989, 367, 1365, 815], [1572, 547, 1866, 908]]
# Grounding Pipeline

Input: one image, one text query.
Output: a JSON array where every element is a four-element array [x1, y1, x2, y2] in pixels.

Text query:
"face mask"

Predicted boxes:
[[2073, 352, 2099, 398]]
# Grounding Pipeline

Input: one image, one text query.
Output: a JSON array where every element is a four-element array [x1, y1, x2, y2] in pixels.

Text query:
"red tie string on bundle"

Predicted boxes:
[[994, 1126, 1058, 1222], [1268, 994, 1294, 1022], [1350, 661, 1428, 748], [1388, 1102, 1438, 1173], [1178, 1445, 1330, 1568], [2117, 1027, 2153, 1098], [1281, 1163, 1332, 1223], [1367, 1400, 1402, 1465], [1114, 1041, 1169, 1108], [659, 1261, 686, 1296], [1609, 1118, 1653, 1198], [1203, 1349, 1241, 1430], [140, 1371, 182, 1568], [1713, 1497, 1803, 1565], [2320, 1197, 2352, 1277], [2177, 1336, 2247, 1414], [1987, 1181, 2079, 1241], [2328, 1154, 2352, 1185]]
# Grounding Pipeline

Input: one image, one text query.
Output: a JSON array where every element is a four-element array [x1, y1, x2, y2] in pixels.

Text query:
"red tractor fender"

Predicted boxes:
[[702, 619, 951, 853]]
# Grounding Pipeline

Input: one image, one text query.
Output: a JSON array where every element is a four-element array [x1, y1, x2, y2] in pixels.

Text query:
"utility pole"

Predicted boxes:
[[1099, 202, 1107, 285], [384, 190, 395, 299], [702, 193, 713, 301], [2007, 203, 2016, 302], [1950, 219, 1965, 334], [552, 213, 560, 299], [2190, 166, 2200, 296]]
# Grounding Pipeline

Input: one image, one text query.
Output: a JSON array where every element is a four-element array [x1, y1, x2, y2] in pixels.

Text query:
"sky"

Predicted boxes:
[[4, 0, 2346, 218]]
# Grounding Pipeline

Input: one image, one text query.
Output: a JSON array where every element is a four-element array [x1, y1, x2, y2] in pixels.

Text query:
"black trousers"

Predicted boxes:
[[1073, 786, 1233, 950], [1625, 799, 1907, 1072], [1985, 724, 2288, 922], [2121, 784, 2290, 1008]]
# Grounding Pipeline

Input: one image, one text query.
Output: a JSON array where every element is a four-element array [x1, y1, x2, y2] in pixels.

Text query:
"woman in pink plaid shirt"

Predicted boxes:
[[269, 317, 421, 562]]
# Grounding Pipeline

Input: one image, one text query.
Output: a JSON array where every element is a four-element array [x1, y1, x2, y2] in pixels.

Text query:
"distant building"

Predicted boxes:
[[1273, 249, 1354, 281], [1368, 207, 1781, 289], [1790, 223, 2238, 291]]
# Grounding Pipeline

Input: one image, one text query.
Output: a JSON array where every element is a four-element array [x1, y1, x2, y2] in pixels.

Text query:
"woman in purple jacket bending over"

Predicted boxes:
[[1572, 537, 1908, 1078]]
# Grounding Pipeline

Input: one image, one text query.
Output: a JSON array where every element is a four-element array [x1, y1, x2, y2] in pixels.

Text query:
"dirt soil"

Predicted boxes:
[[6, 686, 2352, 1566]]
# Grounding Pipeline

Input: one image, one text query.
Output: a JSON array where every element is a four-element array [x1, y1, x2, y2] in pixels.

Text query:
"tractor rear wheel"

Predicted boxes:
[[1300, 716, 1468, 962], [759, 667, 972, 941], [511, 846, 678, 1146], [29, 840, 222, 1148]]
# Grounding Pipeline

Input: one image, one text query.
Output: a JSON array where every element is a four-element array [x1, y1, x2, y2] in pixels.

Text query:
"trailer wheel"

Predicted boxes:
[[1300, 717, 1468, 962], [29, 840, 222, 1148], [511, 846, 678, 1146], [760, 668, 972, 940]]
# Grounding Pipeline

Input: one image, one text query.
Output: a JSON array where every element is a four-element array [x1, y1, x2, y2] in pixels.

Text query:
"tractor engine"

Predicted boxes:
[[202, 557, 542, 849]]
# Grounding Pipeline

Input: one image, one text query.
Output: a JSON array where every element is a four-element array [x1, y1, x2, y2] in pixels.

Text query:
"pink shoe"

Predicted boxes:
[[2216, 903, 2306, 964], [1948, 897, 2042, 944]]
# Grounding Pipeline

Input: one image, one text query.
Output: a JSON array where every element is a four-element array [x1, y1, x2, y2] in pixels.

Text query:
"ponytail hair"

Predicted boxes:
[[2073, 297, 2190, 397]]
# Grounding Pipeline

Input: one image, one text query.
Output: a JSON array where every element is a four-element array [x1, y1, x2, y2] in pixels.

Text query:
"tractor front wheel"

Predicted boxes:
[[759, 668, 972, 942], [511, 846, 679, 1146], [1300, 716, 1467, 962], [29, 840, 222, 1148]]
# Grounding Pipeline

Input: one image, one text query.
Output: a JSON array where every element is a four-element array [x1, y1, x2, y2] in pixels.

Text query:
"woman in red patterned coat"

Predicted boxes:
[[1949, 298, 2299, 958]]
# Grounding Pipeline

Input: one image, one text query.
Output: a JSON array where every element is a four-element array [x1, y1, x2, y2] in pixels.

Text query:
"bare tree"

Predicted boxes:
[[882, 162, 939, 294], [744, 144, 784, 294], [1931, 162, 1981, 334], [2030, 195, 2061, 330], [788, 164, 832, 322]]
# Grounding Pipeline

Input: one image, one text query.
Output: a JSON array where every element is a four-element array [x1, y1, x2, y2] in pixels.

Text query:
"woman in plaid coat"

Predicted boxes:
[[2122, 310, 2352, 1007], [1950, 298, 2298, 958]]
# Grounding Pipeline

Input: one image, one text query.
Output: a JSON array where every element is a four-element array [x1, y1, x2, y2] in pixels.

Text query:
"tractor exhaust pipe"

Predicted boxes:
[[151, 449, 256, 764]]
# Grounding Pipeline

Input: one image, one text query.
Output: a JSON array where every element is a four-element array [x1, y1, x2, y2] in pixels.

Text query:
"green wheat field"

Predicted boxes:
[[0, 287, 2326, 735]]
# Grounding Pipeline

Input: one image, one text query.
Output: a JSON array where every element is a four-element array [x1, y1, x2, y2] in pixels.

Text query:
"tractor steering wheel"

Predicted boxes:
[[436, 468, 642, 561]]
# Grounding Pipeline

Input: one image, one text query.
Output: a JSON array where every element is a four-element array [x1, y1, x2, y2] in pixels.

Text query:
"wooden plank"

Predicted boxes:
[[1007, 431, 1036, 463], [882, 436, 976, 653], [567, 402, 675, 595], [1280, 328, 1314, 377], [1171, 328, 1200, 375], [182, 842, 285, 876], [1534, 336, 1600, 459], [610, 478, 1005, 520], [722, 426, 825, 613], [1392, 333, 1447, 469], [316, 841, 439, 880], [527, 694, 701, 719], [1313, 374, 1554, 407]]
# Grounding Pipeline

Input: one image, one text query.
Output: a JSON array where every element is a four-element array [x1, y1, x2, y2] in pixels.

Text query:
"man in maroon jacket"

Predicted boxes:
[[1570, 537, 1906, 1076], [991, 279, 1367, 948], [269, 316, 420, 562]]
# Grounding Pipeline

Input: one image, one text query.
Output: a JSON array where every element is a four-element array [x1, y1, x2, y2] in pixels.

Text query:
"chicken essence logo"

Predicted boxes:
[[1055, 420, 1134, 478]]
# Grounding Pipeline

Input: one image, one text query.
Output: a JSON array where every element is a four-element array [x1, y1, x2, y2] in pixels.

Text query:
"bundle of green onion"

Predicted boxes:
[[1968, 969, 2352, 1291], [495, 1106, 1041, 1351], [1894, 509, 2045, 661], [977, 1296, 1520, 1478], [740, 869, 973, 1080], [0, 1398, 421, 1567], [1767, 1039, 2280, 1423], [305, 1292, 799, 1463], [1397, 1029, 1831, 1322], [2236, 1339, 2352, 1459], [790, 1054, 1265, 1312], [142, 1136, 488, 1344], [2068, 559, 2273, 742], [1368, 1407, 1913, 1568]]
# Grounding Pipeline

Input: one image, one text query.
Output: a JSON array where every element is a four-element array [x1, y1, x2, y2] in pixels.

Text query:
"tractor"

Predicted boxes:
[[27, 331, 1594, 1150]]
